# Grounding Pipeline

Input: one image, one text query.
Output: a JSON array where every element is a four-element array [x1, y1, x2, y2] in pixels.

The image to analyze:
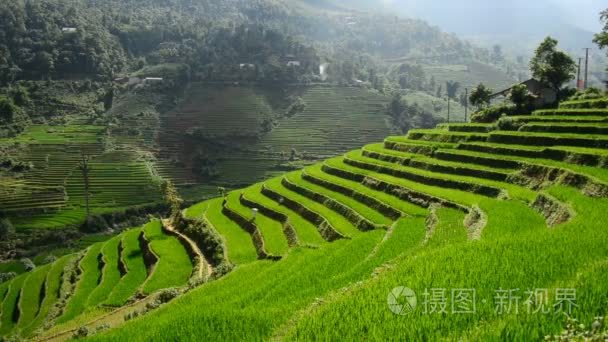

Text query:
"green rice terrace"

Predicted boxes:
[[157, 84, 394, 197], [2, 97, 608, 340]]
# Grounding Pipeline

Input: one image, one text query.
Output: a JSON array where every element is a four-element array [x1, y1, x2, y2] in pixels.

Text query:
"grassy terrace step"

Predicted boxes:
[[105, 229, 147, 306], [283, 172, 390, 231], [406, 129, 488, 143], [323, 157, 479, 208], [91, 204, 431, 341], [510, 115, 608, 123], [458, 141, 608, 169], [86, 236, 122, 308], [224, 192, 285, 259], [558, 98, 608, 109], [238, 191, 299, 248], [488, 131, 608, 148], [16, 264, 51, 332], [141, 221, 193, 294], [303, 164, 427, 218], [23, 255, 72, 336], [56, 243, 104, 324], [241, 184, 326, 246], [435, 148, 608, 187], [534, 108, 608, 116], [343, 151, 510, 199], [363, 143, 512, 182], [519, 123, 608, 135], [264, 177, 359, 239], [186, 199, 259, 265], [0, 274, 27, 336], [436, 123, 496, 132], [227, 191, 290, 255]]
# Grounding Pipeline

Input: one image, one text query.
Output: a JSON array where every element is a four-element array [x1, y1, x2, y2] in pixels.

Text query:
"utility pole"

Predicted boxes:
[[447, 97, 450, 124], [79, 154, 91, 221], [577, 58, 583, 89], [465, 88, 469, 122], [583, 48, 590, 89]]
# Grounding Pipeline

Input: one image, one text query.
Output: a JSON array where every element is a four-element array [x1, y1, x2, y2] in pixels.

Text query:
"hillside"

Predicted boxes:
[[1, 97, 608, 340], [0, 0, 517, 235]]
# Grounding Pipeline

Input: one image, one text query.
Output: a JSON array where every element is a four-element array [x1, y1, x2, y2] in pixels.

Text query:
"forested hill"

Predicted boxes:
[[0, 0, 492, 85]]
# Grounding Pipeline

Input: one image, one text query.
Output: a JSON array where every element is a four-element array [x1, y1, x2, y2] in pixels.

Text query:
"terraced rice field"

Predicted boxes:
[[1, 124, 164, 230], [86, 97, 608, 340], [0, 221, 195, 339], [156, 85, 393, 198], [4, 97, 608, 340]]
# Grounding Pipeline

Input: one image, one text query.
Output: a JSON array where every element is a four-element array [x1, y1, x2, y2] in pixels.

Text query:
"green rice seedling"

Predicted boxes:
[[22, 255, 73, 336], [242, 184, 326, 246], [56, 243, 104, 324], [0, 274, 28, 336], [86, 236, 122, 308], [105, 229, 147, 306], [16, 264, 51, 330], [225, 191, 290, 256], [141, 221, 193, 294], [187, 198, 258, 265]]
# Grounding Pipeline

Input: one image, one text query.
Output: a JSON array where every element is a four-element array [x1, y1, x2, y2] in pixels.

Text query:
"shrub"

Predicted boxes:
[[469, 83, 493, 110], [95, 323, 110, 332], [43, 254, 57, 264], [497, 117, 524, 131], [508, 84, 535, 112], [0, 272, 17, 283], [286, 96, 306, 117], [566, 87, 604, 101], [0, 97, 18, 122], [82, 215, 109, 233], [180, 217, 226, 267], [0, 218, 14, 239], [20, 258, 35, 271], [471, 104, 516, 123], [74, 326, 89, 338], [158, 288, 180, 303]]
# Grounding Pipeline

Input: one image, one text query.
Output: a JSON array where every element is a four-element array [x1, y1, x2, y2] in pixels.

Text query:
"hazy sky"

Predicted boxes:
[[383, 0, 606, 32], [551, 0, 605, 31]]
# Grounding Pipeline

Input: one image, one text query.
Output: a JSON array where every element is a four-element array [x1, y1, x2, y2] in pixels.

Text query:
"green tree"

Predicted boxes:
[[529, 37, 576, 93], [0, 97, 17, 122], [445, 80, 460, 99], [9, 86, 30, 106], [469, 83, 493, 110], [509, 84, 535, 110], [593, 9, 608, 51], [0, 218, 14, 239]]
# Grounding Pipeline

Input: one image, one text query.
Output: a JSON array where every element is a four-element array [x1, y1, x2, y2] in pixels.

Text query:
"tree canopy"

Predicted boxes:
[[529, 37, 576, 91], [593, 9, 608, 51], [469, 83, 493, 110]]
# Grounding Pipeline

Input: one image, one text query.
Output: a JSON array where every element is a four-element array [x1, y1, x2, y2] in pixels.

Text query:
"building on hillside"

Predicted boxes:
[[239, 63, 255, 69], [62, 27, 77, 33], [287, 61, 301, 67], [490, 78, 557, 106], [143, 77, 164, 84], [128, 77, 142, 86], [114, 77, 129, 84]]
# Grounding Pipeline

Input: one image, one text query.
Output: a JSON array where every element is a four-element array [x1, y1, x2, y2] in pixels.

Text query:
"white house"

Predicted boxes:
[[62, 27, 77, 33], [287, 61, 301, 67], [239, 63, 255, 69]]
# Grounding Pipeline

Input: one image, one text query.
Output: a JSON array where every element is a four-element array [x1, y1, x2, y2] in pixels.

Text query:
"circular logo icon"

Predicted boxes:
[[387, 286, 417, 315]]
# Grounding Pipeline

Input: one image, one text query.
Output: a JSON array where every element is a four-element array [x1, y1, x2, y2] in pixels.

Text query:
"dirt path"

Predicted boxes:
[[35, 294, 159, 342], [162, 219, 212, 280]]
